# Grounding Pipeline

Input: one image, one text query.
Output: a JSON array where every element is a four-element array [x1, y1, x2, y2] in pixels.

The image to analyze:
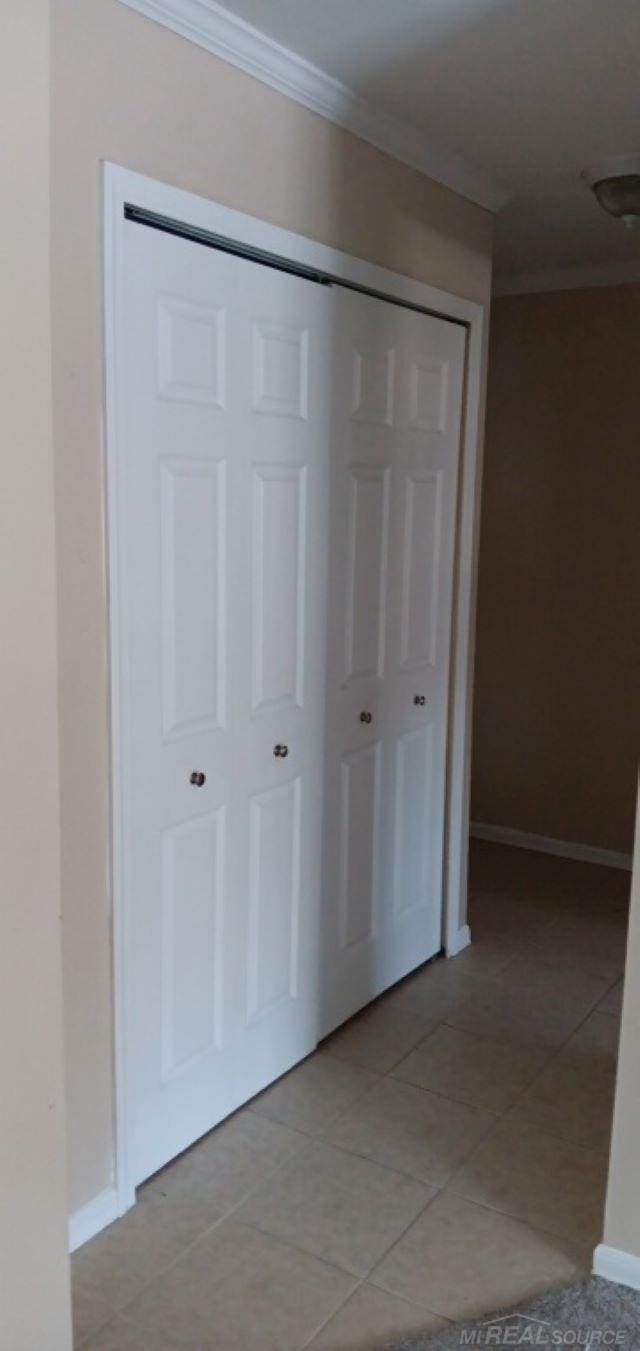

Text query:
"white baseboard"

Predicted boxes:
[[69, 1186, 122, 1252], [470, 822, 632, 872], [593, 1243, 640, 1291], [446, 923, 472, 958]]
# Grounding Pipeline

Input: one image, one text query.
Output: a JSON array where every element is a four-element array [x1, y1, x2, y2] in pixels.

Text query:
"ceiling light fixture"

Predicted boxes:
[[584, 156, 640, 229]]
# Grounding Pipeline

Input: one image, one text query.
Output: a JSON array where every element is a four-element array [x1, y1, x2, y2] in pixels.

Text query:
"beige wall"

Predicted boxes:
[[472, 285, 640, 855], [51, 0, 493, 1213], [1, 5, 72, 1346], [603, 779, 640, 1257]]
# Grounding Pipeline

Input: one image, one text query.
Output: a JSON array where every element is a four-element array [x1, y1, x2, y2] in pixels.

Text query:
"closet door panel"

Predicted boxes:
[[321, 289, 466, 1035], [121, 220, 331, 1185]]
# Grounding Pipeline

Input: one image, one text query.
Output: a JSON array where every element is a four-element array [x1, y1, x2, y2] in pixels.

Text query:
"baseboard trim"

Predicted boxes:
[[593, 1243, 640, 1291], [446, 923, 472, 958], [69, 1186, 121, 1252], [470, 822, 632, 872]]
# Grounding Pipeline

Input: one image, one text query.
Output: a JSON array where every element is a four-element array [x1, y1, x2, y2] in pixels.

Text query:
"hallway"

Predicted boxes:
[[73, 841, 629, 1350]]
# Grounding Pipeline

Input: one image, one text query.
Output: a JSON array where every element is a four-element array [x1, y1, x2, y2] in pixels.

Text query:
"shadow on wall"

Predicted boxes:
[[472, 284, 640, 856]]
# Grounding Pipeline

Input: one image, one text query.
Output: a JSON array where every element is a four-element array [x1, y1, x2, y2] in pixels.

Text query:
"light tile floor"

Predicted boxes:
[[73, 842, 629, 1350]]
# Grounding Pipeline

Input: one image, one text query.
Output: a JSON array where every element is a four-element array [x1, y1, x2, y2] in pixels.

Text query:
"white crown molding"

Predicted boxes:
[[118, 0, 508, 213], [471, 822, 632, 871], [493, 257, 640, 296]]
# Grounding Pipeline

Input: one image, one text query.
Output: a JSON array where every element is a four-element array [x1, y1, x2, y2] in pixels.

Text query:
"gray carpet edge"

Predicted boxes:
[[386, 1277, 640, 1350]]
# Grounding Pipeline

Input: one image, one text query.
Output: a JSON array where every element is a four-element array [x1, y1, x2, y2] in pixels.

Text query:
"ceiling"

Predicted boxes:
[[213, 0, 640, 291]]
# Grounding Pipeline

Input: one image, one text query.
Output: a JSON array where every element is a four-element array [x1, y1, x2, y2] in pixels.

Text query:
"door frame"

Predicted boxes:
[[104, 161, 486, 1215]]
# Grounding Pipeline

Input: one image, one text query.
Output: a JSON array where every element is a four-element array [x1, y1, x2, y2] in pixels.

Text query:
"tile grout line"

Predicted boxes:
[[80, 1033, 472, 1346], [102, 972, 612, 1329], [438, 1182, 600, 1261], [297, 1276, 366, 1351], [351, 923, 623, 1291], [75, 1127, 355, 1343], [78, 1013, 515, 1344], [77, 861, 627, 1347], [74, 1048, 387, 1337], [79, 1016, 617, 1346]]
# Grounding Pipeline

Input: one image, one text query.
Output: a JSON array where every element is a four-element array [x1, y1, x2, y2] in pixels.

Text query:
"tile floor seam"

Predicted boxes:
[[359, 1181, 446, 1290], [73, 844, 629, 1350], [353, 1055, 507, 1120], [324, 1021, 440, 1076], [298, 1280, 456, 1351], [348, 1053, 532, 1186], [509, 941, 625, 987], [247, 1049, 384, 1130], [433, 974, 609, 1033], [484, 980, 621, 1128], [311, 1075, 505, 1188], [396, 979, 620, 1195], [364, 1270, 456, 1324], [354, 929, 625, 1256], [89, 1217, 363, 1346], [495, 937, 624, 987], [78, 1012, 598, 1330], [440, 957, 621, 1129], [366, 1250, 500, 1325], [298, 1276, 367, 1351], [364, 1237, 588, 1318], [387, 1026, 559, 1111], [237, 1159, 442, 1284], [356, 1178, 447, 1275], [494, 1103, 614, 1157], [352, 1281, 455, 1338], [442, 1171, 603, 1249], [371, 1186, 593, 1271], [244, 1083, 400, 1153], [74, 1131, 336, 1335], [245, 1032, 498, 1162]]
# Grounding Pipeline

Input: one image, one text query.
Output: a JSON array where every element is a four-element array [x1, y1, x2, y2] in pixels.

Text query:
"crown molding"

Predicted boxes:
[[493, 257, 640, 296], [118, 0, 508, 213]]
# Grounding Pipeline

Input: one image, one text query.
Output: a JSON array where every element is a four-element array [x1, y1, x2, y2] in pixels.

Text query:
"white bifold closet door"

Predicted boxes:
[[117, 215, 465, 1188], [321, 289, 466, 1034], [120, 220, 332, 1185]]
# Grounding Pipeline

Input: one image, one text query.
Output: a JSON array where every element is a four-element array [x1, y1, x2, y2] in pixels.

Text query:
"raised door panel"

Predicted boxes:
[[351, 345, 395, 426], [157, 294, 227, 408], [251, 465, 306, 714], [407, 359, 448, 434], [160, 810, 225, 1080], [339, 742, 382, 949], [400, 471, 443, 671], [252, 320, 309, 420], [392, 725, 435, 918], [246, 778, 302, 1023], [344, 466, 390, 684], [160, 459, 227, 739]]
